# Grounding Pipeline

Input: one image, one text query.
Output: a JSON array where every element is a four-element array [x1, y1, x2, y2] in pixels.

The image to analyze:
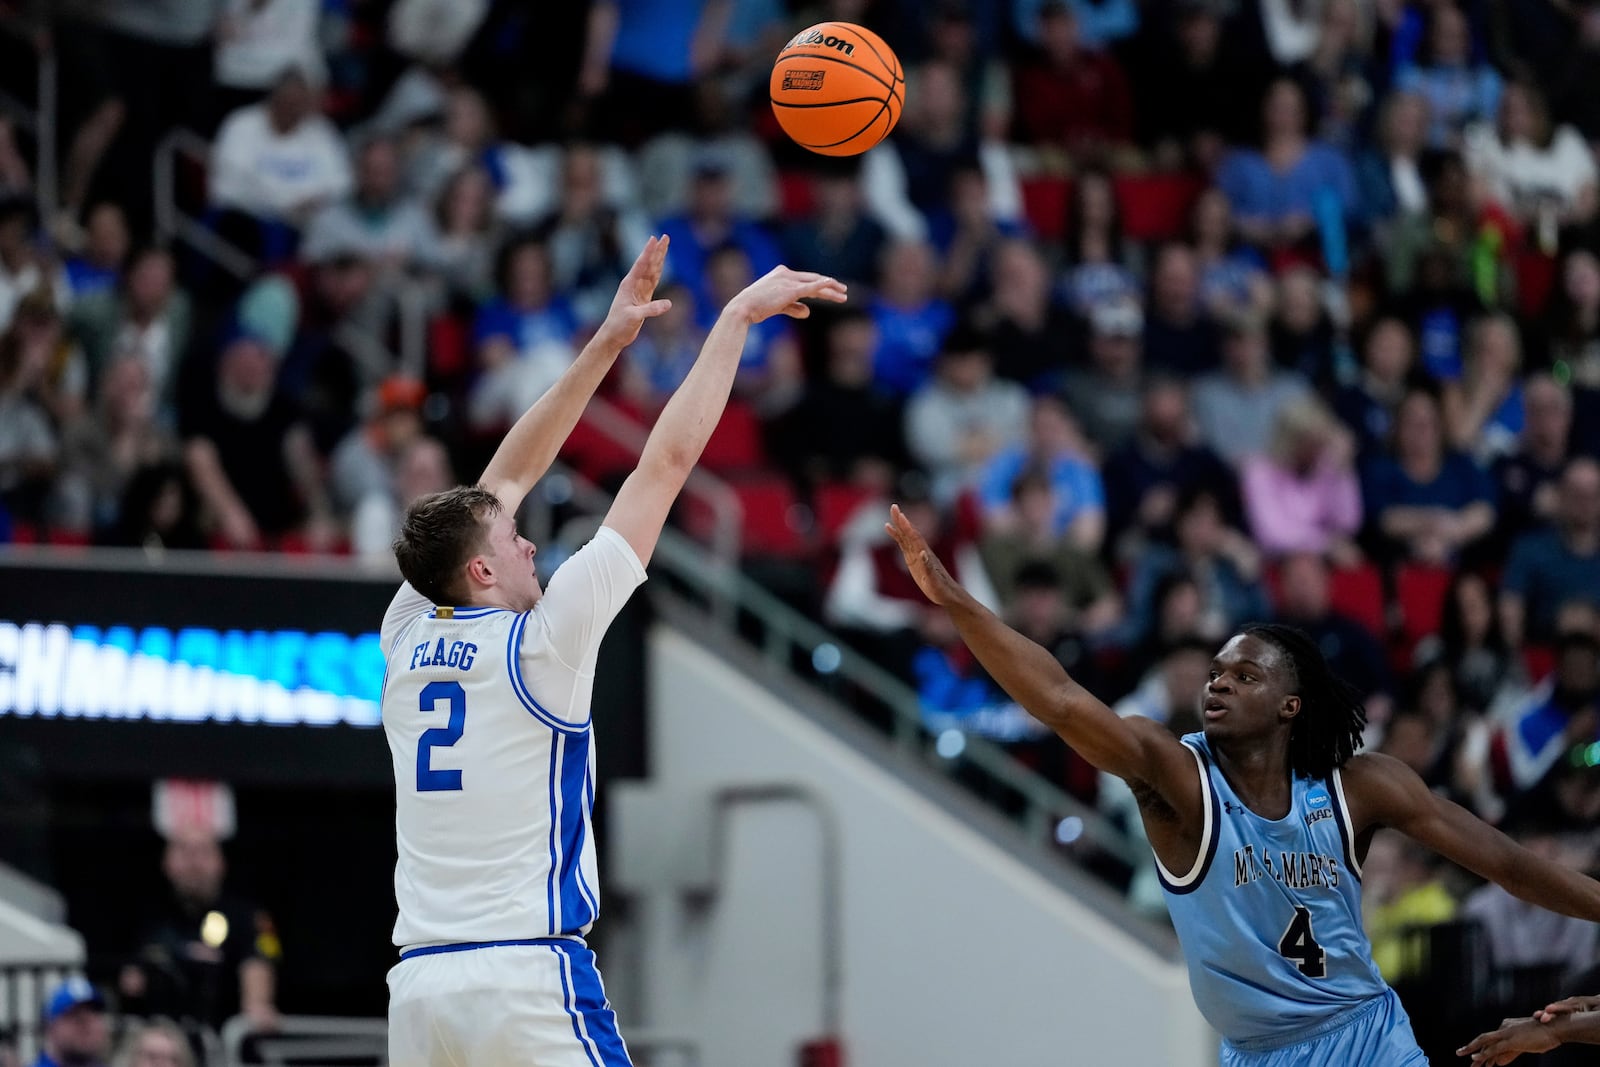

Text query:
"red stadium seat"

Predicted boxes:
[[1327, 562, 1387, 638], [697, 400, 766, 473], [1515, 250, 1558, 318], [1113, 173, 1206, 242], [813, 481, 878, 545], [777, 171, 818, 218], [682, 475, 811, 558], [560, 414, 642, 482], [1396, 564, 1453, 645], [1020, 177, 1071, 241]]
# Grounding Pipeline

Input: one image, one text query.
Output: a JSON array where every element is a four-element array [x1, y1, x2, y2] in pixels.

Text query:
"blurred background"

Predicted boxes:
[[0, 0, 1599, 1063]]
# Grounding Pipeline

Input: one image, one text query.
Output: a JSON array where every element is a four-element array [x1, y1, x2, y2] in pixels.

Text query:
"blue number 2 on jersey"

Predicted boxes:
[[417, 681, 466, 792]]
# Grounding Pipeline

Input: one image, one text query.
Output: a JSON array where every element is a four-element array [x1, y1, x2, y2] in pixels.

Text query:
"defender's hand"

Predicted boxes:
[[1457, 1017, 1561, 1064], [726, 266, 847, 325], [1538, 995, 1600, 1023], [596, 235, 672, 350], [884, 503, 960, 608]]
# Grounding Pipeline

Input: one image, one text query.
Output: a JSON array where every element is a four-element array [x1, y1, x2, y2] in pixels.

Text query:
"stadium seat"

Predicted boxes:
[[1395, 564, 1453, 645], [681, 475, 811, 559], [813, 481, 879, 545], [1326, 562, 1387, 638], [777, 171, 818, 218], [1019, 177, 1071, 241], [1113, 173, 1205, 242], [696, 400, 767, 473], [560, 414, 642, 482], [1515, 250, 1558, 318]]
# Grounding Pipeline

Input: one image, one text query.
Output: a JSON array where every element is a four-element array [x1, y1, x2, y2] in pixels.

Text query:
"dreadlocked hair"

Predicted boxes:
[[1241, 623, 1367, 781]]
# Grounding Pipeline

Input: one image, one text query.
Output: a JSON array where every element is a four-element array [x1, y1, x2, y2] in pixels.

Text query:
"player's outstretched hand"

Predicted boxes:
[[1537, 995, 1600, 1023], [1457, 1017, 1562, 1064], [597, 235, 673, 349], [885, 503, 961, 608], [726, 265, 847, 324]]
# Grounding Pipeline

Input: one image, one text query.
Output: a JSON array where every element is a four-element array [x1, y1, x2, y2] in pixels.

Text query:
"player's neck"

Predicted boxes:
[[1212, 736, 1294, 819]]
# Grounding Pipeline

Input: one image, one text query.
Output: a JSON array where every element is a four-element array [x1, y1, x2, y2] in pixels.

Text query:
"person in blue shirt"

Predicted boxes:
[[658, 156, 781, 317], [1393, 5, 1501, 149], [472, 237, 581, 370], [1501, 457, 1600, 648], [33, 978, 109, 1067], [978, 394, 1106, 553], [62, 203, 128, 299], [867, 239, 956, 397], [885, 504, 1600, 1067]]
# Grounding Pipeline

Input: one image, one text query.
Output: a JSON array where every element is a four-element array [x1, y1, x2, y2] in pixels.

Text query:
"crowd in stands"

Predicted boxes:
[[3, 0, 1600, 987]]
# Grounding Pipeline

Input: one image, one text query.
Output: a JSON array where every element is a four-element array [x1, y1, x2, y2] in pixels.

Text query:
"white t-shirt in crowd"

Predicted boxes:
[[210, 104, 353, 221]]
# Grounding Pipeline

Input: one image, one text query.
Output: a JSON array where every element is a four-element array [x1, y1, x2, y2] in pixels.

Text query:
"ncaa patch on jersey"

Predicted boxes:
[[1306, 790, 1330, 808]]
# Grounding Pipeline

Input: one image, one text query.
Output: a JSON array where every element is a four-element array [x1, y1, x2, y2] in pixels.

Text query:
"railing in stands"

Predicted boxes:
[[0, 17, 58, 238], [0, 962, 77, 1066]]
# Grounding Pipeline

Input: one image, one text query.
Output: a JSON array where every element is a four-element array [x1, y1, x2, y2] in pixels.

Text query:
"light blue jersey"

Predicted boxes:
[[1157, 733, 1426, 1062]]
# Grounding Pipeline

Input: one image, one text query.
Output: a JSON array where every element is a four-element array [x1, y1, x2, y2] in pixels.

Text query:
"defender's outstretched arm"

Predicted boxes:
[[1458, 999, 1600, 1064]]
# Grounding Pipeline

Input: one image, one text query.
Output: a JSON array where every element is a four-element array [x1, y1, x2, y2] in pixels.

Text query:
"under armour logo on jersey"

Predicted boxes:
[[1223, 800, 1248, 815]]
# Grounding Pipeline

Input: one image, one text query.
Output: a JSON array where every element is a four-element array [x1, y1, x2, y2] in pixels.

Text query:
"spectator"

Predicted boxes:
[[0, 196, 70, 329], [1121, 486, 1268, 651], [1415, 571, 1517, 714], [1460, 823, 1600, 980], [771, 310, 904, 494], [1273, 552, 1394, 708], [33, 978, 110, 1067], [978, 394, 1105, 552], [1465, 80, 1599, 234], [1013, 0, 1140, 52], [1540, 247, 1600, 391], [1384, 149, 1513, 310], [110, 1018, 194, 1067], [780, 162, 887, 292], [659, 154, 781, 315], [924, 2, 1012, 141], [974, 238, 1077, 390], [700, 244, 803, 415], [1063, 299, 1146, 452], [1552, 0, 1600, 146], [353, 436, 454, 561], [1191, 317, 1312, 467], [1393, 5, 1502, 148], [329, 377, 426, 544], [1059, 169, 1140, 317], [104, 461, 206, 551], [1363, 833, 1458, 983], [428, 166, 500, 304], [1189, 188, 1272, 323], [405, 86, 517, 210], [63, 203, 129, 299], [618, 282, 705, 409], [1102, 376, 1236, 556], [1243, 397, 1363, 561], [209, 67, 354, 255], [121, 827, 280, 1032], [1011, 2, 1136, 168], [1335, 315, 1419, 457], [1360, 387, 1494, 563], [1006, 562, 1111, 704], [580, 0, 727, 145], [69, 247, 190, 418], [935, 166, 1024, 302], [533, 144, 653, 326], [1491, 375, 1572, 550], [1442, 313, 1524, 462], [1216, 78, 1358, 254], [868, 239, 957, 397], [1135, 2, 1257, 169], [213, 0, 325, 116], [1268, 265, 1337, 384], [181, 332, 332, 550], [979, 470, 1121, 632], [53, 356, 174, 537], [302, 134, 436, 272], [824, 482, 999, 676], [870, 60, 983, 234], [1494, 627, 1600, 806], [0, 299, 62, 524], [1502, 457, 1600, 647], [467, 237, 580, 432], [1143, 243, 1221, 377], [1298, 0, 1378, 152], [905, 327, 1031, 504], [1355, 93, 1432, 228]]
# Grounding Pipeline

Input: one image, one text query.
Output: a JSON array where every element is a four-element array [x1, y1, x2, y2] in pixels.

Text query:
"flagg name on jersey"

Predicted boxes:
[[1233, 843, 1343, 890], [408, 638, 479, 671]]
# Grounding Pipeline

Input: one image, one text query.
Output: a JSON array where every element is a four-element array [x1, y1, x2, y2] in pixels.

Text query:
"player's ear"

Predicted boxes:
[[466, 554, 493, 588], [1280, 695, 1302, 723]]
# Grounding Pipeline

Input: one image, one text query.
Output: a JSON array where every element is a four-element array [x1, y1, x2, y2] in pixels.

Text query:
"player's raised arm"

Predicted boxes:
[[884, 504, 1196, 792], [603, 266, 847, 566], [478, 235, 673, 513], [1345, 752, 1600, 923]]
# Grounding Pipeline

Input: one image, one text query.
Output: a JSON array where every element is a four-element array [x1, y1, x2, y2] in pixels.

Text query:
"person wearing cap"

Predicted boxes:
[[35, 977, 110, 1067], [1062, 298, 1146, 451]]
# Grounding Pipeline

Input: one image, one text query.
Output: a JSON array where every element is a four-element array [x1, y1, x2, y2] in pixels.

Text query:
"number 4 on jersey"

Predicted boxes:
[[1278, 906, 1326, 978]]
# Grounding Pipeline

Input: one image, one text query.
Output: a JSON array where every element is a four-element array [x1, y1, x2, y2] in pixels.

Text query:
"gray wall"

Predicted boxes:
[[619, 626, 1215, 1067]]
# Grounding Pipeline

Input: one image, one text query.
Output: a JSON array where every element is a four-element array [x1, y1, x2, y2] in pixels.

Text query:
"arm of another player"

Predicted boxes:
[[884, 504, 1199, 793], [478, 236, 672, 514], [603, 266, 847, 566], [1345, 752, 1600, 922], [1457, 1005, 1600, 1064]]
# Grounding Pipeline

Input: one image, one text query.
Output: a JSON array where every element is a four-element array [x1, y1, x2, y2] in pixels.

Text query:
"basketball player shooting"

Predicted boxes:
[[885, 504, 1600, 1066], [378, 235, 846, 1067]]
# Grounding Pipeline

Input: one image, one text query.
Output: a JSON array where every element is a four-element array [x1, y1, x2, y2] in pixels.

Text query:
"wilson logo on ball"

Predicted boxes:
[[782, 70, 826, 91], [785, 28, 856, 55]]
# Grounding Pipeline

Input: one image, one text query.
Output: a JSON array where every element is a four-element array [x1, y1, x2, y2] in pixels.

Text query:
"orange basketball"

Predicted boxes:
[[769, 22, 904, 157]]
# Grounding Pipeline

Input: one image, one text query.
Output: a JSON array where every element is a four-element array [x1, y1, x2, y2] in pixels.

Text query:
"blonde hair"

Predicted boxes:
[[112, 1019, 194, 1067], [1269, 396, 1339, 466]]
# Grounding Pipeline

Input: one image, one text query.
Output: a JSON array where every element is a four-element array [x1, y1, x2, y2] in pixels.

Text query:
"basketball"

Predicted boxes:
[[769, 22, 904, 157]]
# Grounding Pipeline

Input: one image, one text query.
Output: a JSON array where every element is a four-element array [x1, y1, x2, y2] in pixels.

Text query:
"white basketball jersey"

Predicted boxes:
[[379, 526, 647, 952]]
